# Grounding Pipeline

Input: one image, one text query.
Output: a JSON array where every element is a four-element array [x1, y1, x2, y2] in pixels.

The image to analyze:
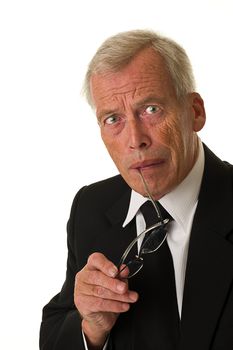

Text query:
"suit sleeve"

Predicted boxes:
[[39, 188, 87, 350]]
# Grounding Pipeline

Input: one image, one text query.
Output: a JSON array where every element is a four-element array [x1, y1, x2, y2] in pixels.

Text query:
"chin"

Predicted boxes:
[[145, 183, 168, 201]]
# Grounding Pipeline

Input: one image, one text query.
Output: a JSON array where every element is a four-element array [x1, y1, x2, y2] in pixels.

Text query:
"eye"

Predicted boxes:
[[100, 114, 125, 135], [145, 105, 160, 114], [104, 115, 120, 125], [140, 104, 163, 124]]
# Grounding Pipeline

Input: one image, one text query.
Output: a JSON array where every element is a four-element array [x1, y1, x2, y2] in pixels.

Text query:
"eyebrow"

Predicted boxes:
[[96, 95, 166, 121], [134, 95, 166, 108], [96, 108, 121, 121]]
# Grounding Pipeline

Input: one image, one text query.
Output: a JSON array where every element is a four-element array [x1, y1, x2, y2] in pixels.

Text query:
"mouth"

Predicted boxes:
[[130, 159, 166, 171]]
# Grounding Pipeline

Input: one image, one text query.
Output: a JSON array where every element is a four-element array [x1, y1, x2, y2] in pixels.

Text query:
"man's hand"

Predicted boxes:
[[74, 252, 138, 349]]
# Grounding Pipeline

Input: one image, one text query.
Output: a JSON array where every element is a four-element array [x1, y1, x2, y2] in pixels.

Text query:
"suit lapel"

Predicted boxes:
[[99, 185, 139, 349], [100, 187, 137, 266], [180, 146, 233, 349]]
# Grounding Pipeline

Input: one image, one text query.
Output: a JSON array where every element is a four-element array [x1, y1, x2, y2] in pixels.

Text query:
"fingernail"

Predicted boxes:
[[109, 266, 118, 277], [130, 292, 138, 302]]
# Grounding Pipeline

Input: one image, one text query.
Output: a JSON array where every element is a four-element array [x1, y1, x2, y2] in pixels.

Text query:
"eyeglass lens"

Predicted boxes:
[[118, 224, 168, 278]]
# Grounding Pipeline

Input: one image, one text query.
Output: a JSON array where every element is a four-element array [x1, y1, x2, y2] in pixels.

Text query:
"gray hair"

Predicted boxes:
[[83, 29, 196, 107]]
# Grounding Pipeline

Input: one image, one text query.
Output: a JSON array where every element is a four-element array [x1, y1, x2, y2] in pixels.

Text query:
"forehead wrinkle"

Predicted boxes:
[[96, 92, 139, 122], [98, 77, 160, 103], [97, 83, 141, 112], [92, 57, 175, 117]]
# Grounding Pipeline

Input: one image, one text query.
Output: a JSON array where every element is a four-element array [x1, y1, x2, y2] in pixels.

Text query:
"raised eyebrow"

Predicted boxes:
[[96, 97, 165, 120], [97, 108, 120, 121], [134, 96, 166, 108]]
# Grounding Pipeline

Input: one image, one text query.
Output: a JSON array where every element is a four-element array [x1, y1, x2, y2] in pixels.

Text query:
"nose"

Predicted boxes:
[[126, 119, 151, 150]]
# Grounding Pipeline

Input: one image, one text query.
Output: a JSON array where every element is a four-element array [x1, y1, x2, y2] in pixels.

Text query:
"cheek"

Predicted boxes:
[[156, 119, 186, 174], [156, 119, 183, 155]]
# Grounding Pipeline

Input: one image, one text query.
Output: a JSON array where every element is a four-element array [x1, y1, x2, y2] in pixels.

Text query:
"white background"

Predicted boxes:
[[0, 0, 233, 348]]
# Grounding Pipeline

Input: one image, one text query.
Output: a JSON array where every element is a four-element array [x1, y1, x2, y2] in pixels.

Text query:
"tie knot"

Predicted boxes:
[[140, 200, 172, 228]]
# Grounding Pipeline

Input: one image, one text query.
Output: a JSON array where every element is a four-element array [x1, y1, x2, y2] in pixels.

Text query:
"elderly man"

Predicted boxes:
[[40, 30, 233, 350]]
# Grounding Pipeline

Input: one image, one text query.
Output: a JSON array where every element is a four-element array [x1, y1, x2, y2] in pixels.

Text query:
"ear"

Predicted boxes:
[[189, 92, 206, 132]]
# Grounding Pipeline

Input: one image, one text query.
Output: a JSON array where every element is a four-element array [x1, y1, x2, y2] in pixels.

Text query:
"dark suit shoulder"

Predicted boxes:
[[223, 160, 233, 175], [203, 144, 233, 177], [67, 174, 131, 247], [66, 174, 132, 269]]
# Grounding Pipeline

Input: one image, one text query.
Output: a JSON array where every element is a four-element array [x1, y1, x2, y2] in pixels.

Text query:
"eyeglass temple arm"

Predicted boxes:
[[138, 170, 164, 222]]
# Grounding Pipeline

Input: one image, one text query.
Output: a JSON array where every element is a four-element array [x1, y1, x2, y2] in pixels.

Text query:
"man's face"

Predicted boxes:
[[90, 48, 205, 199]]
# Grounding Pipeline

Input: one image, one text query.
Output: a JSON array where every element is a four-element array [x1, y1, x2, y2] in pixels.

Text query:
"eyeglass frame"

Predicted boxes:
[[117, 202, 170, 278]]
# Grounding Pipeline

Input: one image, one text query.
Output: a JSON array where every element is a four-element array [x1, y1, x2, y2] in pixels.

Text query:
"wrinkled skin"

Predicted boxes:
[[75, 47, 206, 348], [91, 48, 206, 199]]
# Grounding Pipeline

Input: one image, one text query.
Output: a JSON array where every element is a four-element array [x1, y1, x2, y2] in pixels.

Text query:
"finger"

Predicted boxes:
[[117, 264, 130, 279], [87, 253, 118, 277], [78, 294, 131, 314], [79, 281, 138, 303], [78, 269, 128, 295]]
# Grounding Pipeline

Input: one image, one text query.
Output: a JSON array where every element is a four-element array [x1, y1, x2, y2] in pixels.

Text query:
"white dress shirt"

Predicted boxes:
[[83, 140, 204, 348]]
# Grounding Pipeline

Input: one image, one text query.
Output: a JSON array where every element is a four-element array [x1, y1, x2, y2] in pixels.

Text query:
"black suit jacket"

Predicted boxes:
[[40, 145, 233, 349]]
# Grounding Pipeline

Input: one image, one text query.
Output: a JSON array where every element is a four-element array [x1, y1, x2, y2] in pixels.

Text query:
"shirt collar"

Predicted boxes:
[[123, 139, 205, 230]]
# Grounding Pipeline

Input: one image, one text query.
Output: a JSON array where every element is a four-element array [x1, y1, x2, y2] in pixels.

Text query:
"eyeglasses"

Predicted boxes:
[[117, 200, 170, 278]]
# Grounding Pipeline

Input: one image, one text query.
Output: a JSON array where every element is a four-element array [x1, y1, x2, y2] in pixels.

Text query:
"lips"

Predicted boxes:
[[130, 159, 166, 170]]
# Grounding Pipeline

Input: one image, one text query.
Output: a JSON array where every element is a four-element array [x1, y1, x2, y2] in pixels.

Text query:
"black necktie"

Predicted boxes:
[[129, 200, 180, 349], [140, 200, 172, 227]]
